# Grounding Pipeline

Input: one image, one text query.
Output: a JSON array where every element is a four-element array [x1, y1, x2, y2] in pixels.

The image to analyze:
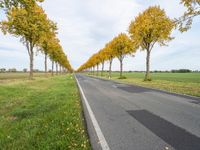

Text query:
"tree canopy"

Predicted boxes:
[[129, 6, 174, 50]]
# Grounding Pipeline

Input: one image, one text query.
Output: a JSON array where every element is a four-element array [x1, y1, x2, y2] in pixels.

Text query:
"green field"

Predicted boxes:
[[90, 72, 200, 97], [0, 74, 91, 150], [0, 73, 52, 81]]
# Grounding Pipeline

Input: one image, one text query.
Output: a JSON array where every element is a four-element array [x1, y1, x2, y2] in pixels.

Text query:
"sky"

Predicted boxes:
[[0, 0, 200, 71]]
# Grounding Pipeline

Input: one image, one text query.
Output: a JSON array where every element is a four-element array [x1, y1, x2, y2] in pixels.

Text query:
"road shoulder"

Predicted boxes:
[[74, 74, 110, 150]]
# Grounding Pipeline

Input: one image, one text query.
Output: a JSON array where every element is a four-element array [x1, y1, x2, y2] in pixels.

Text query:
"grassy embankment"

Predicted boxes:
[[0, 73, 91, 150], [88, 72, 200, 97]]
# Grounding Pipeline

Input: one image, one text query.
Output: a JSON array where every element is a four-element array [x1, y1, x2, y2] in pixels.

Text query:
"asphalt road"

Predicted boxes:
[[75, 74, 200, 150]]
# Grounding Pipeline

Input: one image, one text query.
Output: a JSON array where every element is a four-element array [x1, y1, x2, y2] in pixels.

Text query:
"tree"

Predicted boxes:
[[176, 0, 200, 32], [0, 68, 6, 72], [103, 42, 115, 79], [8, 68, 17, 72], [129, 6, 174, 81], [40, 33, 58, 75], [48, 42, 60, 76], [111, 33, 135, 78], [1, 3, 51, 79], [92, 54, 100, 76], [23, 68, 27, 72], [98, 49, 109, 76]]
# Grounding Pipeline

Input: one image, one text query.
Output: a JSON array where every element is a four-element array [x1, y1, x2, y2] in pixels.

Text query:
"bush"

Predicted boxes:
[[118, 76, 127, 79], [23, 68, 27, 72], [8, 68, 17, 72], [0, 68, 6, 73], [144, 78, 152, 81], [171, 69, 192, 73]]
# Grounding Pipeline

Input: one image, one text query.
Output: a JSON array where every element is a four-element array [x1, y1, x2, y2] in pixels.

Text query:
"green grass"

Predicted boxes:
[[89, 72, 200, 97], [0, 75, 91, 150]]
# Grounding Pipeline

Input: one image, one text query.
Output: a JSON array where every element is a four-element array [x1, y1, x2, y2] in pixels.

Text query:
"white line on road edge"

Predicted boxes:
[[75, 75, 110, 150]]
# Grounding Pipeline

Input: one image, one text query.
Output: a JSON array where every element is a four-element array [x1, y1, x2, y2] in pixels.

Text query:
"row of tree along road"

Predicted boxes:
[[0, 0, 73, 79], [77, 0, 200, 81]]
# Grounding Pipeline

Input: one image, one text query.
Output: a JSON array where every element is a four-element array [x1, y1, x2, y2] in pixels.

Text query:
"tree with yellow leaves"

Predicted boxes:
[[93, 53, 101, 76], [40, 33, 58, 75], [98, 49, 109, 76], [111, 33, 135, 78], [129, 6, 174, 81], [104, 42, 115, 79], [48, 41, 62, 76]]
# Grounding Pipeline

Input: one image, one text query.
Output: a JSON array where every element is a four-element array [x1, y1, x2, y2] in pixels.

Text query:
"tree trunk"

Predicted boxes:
[[61, 66, 63, 74], [62, 67, 64, 74], [101, 62, 104, 76], [93, 66, 95, 75], [56, 63, 58, 75], [120, 58, 123, 78], [97, 64, 99, 76], [60, 65, 62, 74], [90, 67, 92, 75], [145, 50, 151, 81], [109, 59, 113, 79], [51, 60, 54, 76], [29, 49, 34, 80], [26, 42, 34, 80], [44, 53, 47, 75]]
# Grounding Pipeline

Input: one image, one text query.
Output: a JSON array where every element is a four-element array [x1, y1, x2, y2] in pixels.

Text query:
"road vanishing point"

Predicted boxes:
[[75, 74, 200, 150]]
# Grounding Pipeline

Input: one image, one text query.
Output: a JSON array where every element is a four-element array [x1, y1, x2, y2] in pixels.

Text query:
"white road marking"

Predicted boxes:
[[75, 75, 110, 150]]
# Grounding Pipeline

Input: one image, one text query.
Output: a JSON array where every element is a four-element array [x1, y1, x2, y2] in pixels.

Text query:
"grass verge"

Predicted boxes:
[[0, 75, 91, 150], [87, 72, 200, 97]]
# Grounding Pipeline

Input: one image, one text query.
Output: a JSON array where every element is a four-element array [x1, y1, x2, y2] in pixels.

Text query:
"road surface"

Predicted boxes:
[[75, 74, 200, 150]]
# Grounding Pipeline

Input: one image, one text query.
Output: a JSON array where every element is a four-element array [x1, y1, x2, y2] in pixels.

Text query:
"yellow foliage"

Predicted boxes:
[[129, 6, 174, 51], [110, 33, 136, 60]]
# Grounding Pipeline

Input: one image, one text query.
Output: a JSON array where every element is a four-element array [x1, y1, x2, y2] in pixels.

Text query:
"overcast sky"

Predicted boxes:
[[0, 0, 199, 71]]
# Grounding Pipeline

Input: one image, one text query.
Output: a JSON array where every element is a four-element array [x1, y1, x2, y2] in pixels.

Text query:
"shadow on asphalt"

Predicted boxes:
[[127, 110, 200, 150], [118, 86, 152, 93]]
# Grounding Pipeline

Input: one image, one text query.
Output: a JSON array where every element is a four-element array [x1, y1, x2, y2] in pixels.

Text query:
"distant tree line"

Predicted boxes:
[[128, 70, 195, 73], [88, 70, 199, 73], [152, 69, 197, 73], [171, 69, 192, 73], [0, 68, 71, 73]]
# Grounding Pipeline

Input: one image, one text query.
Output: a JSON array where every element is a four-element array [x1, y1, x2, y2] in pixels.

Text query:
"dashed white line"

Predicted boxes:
[[75, 75, 110, 150]]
